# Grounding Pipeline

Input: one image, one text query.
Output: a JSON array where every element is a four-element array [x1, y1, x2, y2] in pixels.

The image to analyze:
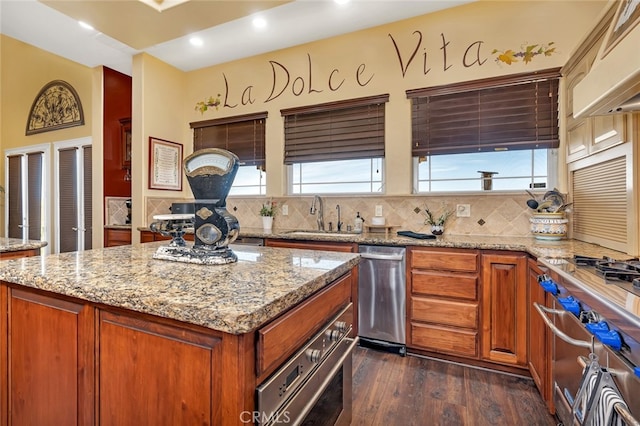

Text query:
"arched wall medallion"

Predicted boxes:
[[25, 80, 85, 135]]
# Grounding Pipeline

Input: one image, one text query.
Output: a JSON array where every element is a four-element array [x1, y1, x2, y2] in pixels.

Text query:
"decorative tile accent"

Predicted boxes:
[[144, 194, 545, 237], [105, 197, 130, 225]]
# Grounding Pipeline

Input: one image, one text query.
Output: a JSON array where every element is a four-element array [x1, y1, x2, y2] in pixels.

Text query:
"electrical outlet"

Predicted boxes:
[[375, 205, 383, 216], [456, 204, 471, 217], [282, 204, 289, 216]]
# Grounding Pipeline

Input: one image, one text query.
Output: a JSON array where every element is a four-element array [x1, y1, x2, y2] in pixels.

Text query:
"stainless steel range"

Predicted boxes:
[[536, 256, 640, 426]]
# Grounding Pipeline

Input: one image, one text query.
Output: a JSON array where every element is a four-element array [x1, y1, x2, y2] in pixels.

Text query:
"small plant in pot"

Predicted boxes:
[[424, 205, 453, 235], [259, 200, 277, 231]]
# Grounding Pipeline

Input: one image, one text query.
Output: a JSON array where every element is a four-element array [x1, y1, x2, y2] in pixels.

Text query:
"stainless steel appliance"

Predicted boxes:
[[256, 303, 357, 426], [358, 245, 406, 355], [534, 257, 640, 426]]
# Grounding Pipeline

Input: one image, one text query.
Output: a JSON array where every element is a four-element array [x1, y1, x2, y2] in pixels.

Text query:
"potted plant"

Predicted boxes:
[[259, 200, 277, 231], [424, 204, 453, 235]]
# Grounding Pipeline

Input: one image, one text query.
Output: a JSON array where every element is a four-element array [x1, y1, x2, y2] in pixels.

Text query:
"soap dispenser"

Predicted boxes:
[[354, 212, 364, 233]]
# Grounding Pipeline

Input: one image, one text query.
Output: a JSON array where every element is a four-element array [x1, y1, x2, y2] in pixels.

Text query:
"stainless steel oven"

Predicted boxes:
[[256, 303, 357, 426], [534, 264, 640, 426]]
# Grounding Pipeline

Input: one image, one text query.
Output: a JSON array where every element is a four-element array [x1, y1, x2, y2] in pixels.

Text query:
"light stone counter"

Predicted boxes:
[[0, 237, 47, 253], [0, 242, 359, 335], [240, 227, 629, 260]]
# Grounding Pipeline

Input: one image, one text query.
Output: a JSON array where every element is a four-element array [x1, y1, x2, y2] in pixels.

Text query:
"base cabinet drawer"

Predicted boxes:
[[410, 323, 478, 358], [411, 297, 478, 329], [411, 271, 478, 300]]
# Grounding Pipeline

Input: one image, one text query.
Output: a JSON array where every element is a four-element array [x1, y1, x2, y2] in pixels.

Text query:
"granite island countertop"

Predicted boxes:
[[0, 242, 359, 335], [0, 237, 48, 253]]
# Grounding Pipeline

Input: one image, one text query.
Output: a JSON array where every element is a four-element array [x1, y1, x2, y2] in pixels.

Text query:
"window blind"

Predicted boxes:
[[7, 155, 23, 239], [59, 147, 78, 253], [407, 69, 560, 157], [83, 146, 92, 250], [190, 112, 267, 168], [281, 94, 389, 164], [27, 152, 43, 240]]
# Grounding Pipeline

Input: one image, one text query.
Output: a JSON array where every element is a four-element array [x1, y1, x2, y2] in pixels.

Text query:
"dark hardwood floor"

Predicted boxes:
[[352, 346, 557, 426]]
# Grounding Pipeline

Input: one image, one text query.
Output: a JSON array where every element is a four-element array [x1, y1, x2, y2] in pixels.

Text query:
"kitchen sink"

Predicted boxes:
[[285, 230, 360, 238]]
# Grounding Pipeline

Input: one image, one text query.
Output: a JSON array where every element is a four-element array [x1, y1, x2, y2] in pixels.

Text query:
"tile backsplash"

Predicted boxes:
[[145, 194, 551, 237]]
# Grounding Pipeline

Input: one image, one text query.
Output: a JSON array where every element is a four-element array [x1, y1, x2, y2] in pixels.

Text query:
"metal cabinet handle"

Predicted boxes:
[[72, 227, 78, 231], [533, 302, 594, 350]]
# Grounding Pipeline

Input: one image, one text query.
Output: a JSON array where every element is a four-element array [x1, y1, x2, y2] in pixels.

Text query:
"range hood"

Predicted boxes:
[[573, 1, 640, 117]]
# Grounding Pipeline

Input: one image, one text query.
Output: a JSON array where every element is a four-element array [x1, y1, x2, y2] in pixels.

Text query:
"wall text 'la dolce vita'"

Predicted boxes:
[[214, 31, 490, 108]]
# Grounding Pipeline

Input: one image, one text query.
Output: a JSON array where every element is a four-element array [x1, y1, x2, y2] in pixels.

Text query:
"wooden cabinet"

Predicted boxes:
[[0, 248, 40, 260], [527, 258, 555, 413], [407, 247, 480, 358], [1, 287, 94, 426], [97, 310, 222, 425], [0, 270, 353, 425], [265, 238, 357, 253], [563, 5, 627, 163], [481, 251, 528, 367], [104, 228, 132, 247], [140, 230, 193, 243]]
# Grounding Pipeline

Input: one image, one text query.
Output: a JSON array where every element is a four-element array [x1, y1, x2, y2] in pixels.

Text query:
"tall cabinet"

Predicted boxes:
[[564, 5, 625, 163]]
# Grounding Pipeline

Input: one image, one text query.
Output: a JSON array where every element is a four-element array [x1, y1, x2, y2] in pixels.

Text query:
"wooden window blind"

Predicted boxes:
[[407, 69, 561, 157], [190, 112, 267, 168], [83, 146, 92, 250], [59, 147, 78, 253], [281, 94, 389, 164], [572, 155, 628, 252], [7, 155, 23, 239]]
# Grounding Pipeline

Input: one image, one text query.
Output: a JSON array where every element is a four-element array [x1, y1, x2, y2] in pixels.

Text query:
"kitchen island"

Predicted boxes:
[[0, 242, 359, 425], [0, 237, 47, 259]]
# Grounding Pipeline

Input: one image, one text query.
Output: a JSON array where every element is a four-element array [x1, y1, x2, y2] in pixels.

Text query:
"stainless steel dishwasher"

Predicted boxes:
[[358, 245, 406, 355]]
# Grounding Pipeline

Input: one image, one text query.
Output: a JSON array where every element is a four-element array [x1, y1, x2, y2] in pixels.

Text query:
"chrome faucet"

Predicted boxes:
[[336, 204, 343, 231], [310, 195, 325, 230]]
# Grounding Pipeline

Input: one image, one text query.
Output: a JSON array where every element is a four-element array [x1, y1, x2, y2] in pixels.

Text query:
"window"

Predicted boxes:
[[5, 144, 49, 253], [190, 112, 267, 195], [282, 94, 388, 194], [408, 69, 560, 192]]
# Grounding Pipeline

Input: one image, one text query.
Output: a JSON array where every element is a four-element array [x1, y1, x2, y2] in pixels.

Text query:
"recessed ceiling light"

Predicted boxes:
[[189, 37, 203, 47], [334, 0, 351, 5], [78, 21, 94, 31], [252, 17, 267, 29]]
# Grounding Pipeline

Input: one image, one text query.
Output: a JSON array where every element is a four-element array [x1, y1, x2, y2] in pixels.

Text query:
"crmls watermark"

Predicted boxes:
[[240, 411, 291, 424]]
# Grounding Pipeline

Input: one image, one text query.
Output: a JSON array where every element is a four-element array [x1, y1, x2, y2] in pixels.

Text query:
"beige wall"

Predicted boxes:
[[184, 0, 607, 195], [0, 35, 93, 239]]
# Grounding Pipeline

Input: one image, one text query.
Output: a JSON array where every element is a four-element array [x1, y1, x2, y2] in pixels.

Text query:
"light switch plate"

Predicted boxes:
[[456, 204, 471, 217], [282, 204, 289, 216], [375, 205, 383, 216]]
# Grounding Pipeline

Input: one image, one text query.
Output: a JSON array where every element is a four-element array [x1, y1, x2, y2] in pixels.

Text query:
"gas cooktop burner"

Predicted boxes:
[[573, 255, 640, 291]]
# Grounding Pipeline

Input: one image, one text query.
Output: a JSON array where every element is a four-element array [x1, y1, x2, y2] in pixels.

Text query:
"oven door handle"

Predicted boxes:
[[533, 302, 595, 350], [297, 336, 359, 421]]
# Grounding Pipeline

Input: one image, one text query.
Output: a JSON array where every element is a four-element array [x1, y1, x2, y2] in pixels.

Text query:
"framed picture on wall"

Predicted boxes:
[[603, 0, 640, 57], [148, 137, 183, 191]]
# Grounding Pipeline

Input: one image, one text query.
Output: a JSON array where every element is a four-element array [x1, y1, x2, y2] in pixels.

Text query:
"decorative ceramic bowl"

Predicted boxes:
[[529, 212, 568, 240]]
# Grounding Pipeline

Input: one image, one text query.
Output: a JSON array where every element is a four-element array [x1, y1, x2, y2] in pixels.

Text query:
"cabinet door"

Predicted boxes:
[[104, 229, 132, 247], [481, 253, 528, 366], [591, 114, 626, 153], [527, 259, 555, 413], [565, 57, 590, 163], [97, 310, 223, 426], [4, 288, 94, 426]]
